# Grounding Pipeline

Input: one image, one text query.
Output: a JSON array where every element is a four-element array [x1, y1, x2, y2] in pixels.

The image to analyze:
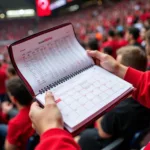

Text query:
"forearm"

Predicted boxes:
[[114, 64, 128, 79]]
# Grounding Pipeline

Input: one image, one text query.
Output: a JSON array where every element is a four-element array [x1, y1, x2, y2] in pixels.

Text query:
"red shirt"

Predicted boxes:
[[118, 39, 128, 49], [0, 69, 7, 94], [126, 15, 134, 26], [145, 143, 150, 150], [145, 12, 150, 20], [140, 12, 150, 22], [6, 106, 34, 150], [140, 13, 148, 22], [1, 63, 8, 71], [102, 39, 119, 58], [137, 37, 142, 44]]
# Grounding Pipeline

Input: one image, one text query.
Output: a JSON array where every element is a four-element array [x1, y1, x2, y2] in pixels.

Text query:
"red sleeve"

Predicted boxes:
[[36, 129, 80, 150], [144, 143, 150, 150], [124, 67, 150, 108]]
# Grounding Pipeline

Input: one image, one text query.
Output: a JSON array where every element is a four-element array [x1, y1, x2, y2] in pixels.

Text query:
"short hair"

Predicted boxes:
[[117, 46, 147, 71], [7, 66, 16, 76], [6, 77, 33, 106], [108, 30, 116, 37], [103, 46, 113, 56], [128, 27, 140, 40], [116, 31, 124, 38], [88, 38, 99, 50]]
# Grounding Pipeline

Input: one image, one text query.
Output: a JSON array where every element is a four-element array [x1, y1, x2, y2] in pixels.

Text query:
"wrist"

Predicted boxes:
[[114, 63, 128, 79], [40, 123, 63, 135]]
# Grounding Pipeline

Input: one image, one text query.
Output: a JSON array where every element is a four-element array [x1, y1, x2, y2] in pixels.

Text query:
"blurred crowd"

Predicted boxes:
[[1, 0, 150, 149], [0, 19, 35, 41]]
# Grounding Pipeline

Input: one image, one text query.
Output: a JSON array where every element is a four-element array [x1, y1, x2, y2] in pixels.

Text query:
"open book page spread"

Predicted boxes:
[[36, 65, 133, 132], [10, 24, 133, 132], [11, 24, 94, 95]]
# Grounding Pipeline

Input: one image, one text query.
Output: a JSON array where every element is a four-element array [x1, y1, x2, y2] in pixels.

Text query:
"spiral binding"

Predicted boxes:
[[39, 64, 94, 94]]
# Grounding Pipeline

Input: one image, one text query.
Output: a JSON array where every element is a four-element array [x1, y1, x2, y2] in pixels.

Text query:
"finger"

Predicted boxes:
[[87, 50, 107, 60], [29, 102, 41, 118], [45, 91, 56, 106], [31, 101, 41, 109]]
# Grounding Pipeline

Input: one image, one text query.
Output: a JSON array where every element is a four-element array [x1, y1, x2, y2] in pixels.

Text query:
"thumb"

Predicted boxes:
[[45, 91, 55, 106], [87, 50, 107, 60]]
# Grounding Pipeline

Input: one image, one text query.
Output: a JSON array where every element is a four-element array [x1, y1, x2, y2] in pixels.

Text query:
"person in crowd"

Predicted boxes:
[[0, 62, 7, 102], [125, 27, 142, 48], [126, 12, 134, 27], [0, 53, 9, 72], [3, 65, 18, 109], [145, 29, 150, 70], [140, 9, 147, 22], [29, 49, 150, 150], [101, 30, 119, 58], [6, 66, 16, 79], [116, 31, 128, 48], [0, 100, 13, 150], [0, 100, 17, 120], [140, 27, 147, 48], [0, 66, 18, 125], [78, 46, 150, 150], [0, 77, 34, 150]]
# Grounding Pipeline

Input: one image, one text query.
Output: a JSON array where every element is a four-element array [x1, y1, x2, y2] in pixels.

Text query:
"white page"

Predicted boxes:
[[36, 65, 133, 131], [11, 24, 94, 95]]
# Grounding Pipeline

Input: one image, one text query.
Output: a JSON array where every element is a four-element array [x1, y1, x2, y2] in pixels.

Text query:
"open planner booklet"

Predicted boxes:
[[8, 23, 133, 133]]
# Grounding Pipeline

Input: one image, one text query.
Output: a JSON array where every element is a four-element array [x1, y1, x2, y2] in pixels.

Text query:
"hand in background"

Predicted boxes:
[[87, 50, 128, 79], [29, 92, 63, 135], [1, 101, 13, 114]]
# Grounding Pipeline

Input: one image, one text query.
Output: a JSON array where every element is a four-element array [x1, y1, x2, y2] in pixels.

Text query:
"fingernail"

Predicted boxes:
[[47, 91, 54, 97], [47, 91, 51, 95]]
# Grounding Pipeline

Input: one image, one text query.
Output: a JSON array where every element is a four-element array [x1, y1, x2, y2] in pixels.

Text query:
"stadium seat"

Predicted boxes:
[[130, 127, 150, 149], [102, 138, 124, 150], [26, 133, 40, 150], [101, 127, 150, 150]]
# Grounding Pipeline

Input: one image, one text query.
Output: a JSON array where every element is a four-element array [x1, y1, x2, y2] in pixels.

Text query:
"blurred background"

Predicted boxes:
[[1, 0, 148, 56], [1, 1, 150, 150]]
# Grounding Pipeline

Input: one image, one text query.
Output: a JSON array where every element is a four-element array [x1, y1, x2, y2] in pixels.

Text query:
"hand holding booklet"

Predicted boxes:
[[8, 23, 133, 134]]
